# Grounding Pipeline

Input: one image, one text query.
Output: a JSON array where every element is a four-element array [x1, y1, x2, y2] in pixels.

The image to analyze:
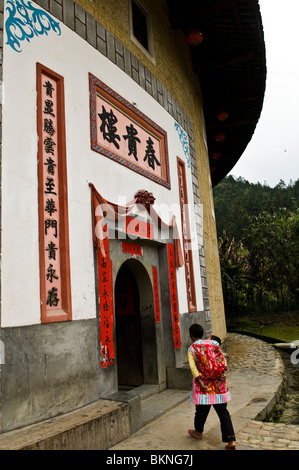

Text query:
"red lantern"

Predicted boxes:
[[210, 166, 216, 173], [216, 110, 229, 121], [185, 29, 203, 47], [211, 152, 221, 160], [214, 132, 226, 142]]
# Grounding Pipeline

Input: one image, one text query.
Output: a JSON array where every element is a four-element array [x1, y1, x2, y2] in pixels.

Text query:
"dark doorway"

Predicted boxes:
[[115, 262, 144, 387]]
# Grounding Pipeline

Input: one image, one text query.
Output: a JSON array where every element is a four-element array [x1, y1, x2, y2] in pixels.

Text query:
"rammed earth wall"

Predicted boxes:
[[0, 0, 226, 432]]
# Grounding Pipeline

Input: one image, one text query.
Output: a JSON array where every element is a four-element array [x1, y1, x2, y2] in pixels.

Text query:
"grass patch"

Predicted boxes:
[[226, 312, 299, 343]]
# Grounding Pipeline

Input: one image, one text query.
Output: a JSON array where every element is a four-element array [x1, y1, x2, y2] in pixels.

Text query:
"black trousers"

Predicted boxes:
[[195, 403, 236, 443]]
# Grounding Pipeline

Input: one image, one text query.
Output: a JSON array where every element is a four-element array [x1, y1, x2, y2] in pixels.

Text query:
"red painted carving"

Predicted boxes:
[[134, 189, 156, 207]]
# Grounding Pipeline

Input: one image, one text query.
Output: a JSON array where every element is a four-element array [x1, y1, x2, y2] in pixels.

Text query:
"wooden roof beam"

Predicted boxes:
[[205, 51, 255, 71]]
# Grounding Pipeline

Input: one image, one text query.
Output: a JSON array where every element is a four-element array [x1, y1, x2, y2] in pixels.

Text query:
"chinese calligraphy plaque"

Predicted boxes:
[[37, 63, 72, 323], [89, 74, 171, 189]]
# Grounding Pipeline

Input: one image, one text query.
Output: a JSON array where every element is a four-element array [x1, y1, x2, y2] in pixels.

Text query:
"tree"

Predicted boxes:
[[213, 176, 299, 240], [214, 176, 299, 315], [243, 208, 299, 308], [218, 232, 251, 315]]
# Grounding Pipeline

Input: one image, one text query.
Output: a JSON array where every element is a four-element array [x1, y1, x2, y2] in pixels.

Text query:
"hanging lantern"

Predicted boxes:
[[214, 132, 226, 142], [216, 110, 229, 121], [185, 29, 204, 47], [211, 152, 221, 160], [210, 166, 216, 173]]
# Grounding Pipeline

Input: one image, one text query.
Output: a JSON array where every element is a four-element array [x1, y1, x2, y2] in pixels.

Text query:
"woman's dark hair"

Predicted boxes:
[[189, 323, 204, 339]]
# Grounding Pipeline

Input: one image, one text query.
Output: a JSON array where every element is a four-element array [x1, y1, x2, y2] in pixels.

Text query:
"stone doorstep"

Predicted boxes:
[[103, 384, 164, 434], [103, 384, 191, 431], [141, 389, 190, 426], [0, 399, 130, 450]]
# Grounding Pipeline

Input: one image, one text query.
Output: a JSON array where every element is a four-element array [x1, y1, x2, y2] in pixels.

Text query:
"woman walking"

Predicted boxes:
[[187, 324, 236, 450]]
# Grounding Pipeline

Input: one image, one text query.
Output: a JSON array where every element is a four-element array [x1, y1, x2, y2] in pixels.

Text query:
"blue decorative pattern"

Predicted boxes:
[[5, 0, 61, 52], [174, 121, 190, 168]]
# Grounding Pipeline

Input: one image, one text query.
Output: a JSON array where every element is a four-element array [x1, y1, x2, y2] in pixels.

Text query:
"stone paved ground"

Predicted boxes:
[[111, 334, 299, 451], [228, 334, 299, 450], [237, 420, 299, 450]]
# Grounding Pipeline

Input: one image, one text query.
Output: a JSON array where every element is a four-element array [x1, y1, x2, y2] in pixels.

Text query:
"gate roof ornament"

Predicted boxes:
[[134, 190, 156, 208]]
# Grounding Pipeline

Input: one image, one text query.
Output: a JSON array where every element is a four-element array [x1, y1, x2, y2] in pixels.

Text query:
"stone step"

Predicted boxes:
[[0, 399, 130, 450], [141, 389, 190, 426], [104, 385, 190, 431]]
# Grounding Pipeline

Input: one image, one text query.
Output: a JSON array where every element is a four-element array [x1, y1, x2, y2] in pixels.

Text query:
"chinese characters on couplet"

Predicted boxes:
[[152, 266, 161, 323], [38, 65, 72, 324], [41, 76, 62, 311], [97, 231, 115, 368], [167, 243, 182, 349]]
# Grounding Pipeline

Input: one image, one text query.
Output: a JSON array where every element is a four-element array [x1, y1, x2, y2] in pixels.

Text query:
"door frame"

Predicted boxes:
[[115, 258, 159, 386]]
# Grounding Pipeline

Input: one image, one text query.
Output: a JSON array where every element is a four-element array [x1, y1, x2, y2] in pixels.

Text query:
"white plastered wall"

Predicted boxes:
[[1, 2, 203, 327]]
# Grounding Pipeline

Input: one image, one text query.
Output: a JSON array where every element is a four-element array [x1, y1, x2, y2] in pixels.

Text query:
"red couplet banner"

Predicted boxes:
[[152, 266, 161, 322], [97, 226, 115, 367], [167, 243, 181, 349]]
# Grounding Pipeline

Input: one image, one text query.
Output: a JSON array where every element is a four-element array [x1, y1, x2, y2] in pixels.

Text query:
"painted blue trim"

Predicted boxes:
[[174, 121, 190, 168], [5, 0, 61, 52]]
